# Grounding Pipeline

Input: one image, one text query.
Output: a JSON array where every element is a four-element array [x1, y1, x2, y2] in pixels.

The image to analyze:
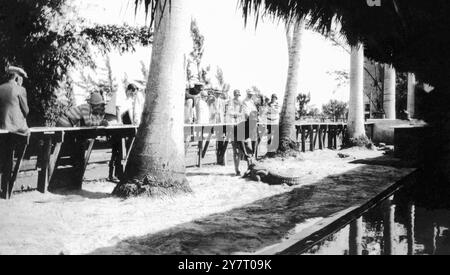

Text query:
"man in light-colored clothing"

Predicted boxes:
[[209, 89, 226, 124], [226, 89, 244, 124], [242, 89, 258, 121], [195, 90, 210, 124], [267, 93, 280, 124], [121, 84, 145, 126]]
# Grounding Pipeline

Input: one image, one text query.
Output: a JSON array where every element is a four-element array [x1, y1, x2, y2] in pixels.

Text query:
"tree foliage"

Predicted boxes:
[[322, 99, 348, 122], [0, 0, 153, 126], [187, 18, 205, 82], [296, 93, 311, 119]]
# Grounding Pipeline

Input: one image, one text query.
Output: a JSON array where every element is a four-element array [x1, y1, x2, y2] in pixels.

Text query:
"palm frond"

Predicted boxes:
[[238, 0, 450, 87]]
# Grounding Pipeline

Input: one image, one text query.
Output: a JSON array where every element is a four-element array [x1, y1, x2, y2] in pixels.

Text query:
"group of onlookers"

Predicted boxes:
[[184, 82, 280, 125]]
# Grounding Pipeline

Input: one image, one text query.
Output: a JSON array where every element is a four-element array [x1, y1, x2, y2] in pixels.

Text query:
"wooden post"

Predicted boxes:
[[318, 125, 324, 150], [6, 135, 29, 199], [328, 125, 333, 149], [198, 141, 203, 168], [37, 135, 52, 193], [73, 138, 95, 190], [217, 141, 229, 166], [309, 125, 314, 152], [0, 138, 14, 200], [48, 135, 63, 186], [301, 126, 306, 153], [333, 125, 338, 149], [349, 217, 363, 255]]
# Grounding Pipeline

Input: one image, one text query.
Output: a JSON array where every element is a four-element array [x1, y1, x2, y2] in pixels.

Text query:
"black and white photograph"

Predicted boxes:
[[0, 0, 449, 258]]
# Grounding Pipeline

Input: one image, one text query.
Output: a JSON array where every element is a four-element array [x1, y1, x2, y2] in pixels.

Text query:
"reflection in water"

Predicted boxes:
[[302, 182, 450, 255]]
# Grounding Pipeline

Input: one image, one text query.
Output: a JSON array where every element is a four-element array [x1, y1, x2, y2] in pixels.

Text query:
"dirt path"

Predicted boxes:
[[0, 149, 415, 255]]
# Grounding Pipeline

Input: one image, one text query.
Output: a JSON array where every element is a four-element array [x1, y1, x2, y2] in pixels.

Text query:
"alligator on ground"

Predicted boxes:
[[242, 162, 303, 186]]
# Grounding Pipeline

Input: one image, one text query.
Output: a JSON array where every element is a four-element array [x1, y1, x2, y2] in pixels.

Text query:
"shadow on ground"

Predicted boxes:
[[88, 164, 413, 255], [350, 154, 419, 168]]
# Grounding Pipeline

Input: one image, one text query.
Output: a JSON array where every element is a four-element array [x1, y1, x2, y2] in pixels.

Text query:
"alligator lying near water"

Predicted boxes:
[[242, 162, 303, 186]]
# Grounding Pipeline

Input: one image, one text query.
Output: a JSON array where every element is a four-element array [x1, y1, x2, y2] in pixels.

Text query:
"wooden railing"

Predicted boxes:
[[0, 122, 375, 200]]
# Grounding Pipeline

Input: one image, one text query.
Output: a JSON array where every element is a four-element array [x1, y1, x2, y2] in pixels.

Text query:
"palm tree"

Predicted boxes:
[[348, 44, 367, 140], [279, 19, 305, 151], [113, 0, 191, 197]]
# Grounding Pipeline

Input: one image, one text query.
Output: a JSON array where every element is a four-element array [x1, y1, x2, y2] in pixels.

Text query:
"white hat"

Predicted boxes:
[[7, 66, 28, 78]]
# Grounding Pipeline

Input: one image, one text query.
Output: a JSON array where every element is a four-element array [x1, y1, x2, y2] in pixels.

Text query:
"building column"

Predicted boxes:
[[383, 196, 396, 255], [407, 73, 416, 118], [349, 217, 364, 255], [383, 65, 396, 120], [348, 44, 366, 139]]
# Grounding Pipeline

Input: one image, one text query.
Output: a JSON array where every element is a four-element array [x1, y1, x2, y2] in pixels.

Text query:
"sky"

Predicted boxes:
[[74, 0, 350, 108]]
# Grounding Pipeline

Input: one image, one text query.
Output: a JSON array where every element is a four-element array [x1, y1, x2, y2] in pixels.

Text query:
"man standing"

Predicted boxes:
[[185, 82, 203, 124], [0, 66, 29, 198], [209, 89, 226, 124], [121, 84, 145, 126], [0, 66, 29, 135], [240, 89, 258, 160], [226, 90, 244, 124], [267, 93, 280, 124]]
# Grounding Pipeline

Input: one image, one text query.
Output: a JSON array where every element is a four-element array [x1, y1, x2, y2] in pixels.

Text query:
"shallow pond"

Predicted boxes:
[[299, 173, 450, 255]]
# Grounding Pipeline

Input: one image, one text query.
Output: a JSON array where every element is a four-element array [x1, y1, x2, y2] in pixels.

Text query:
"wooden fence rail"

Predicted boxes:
[[0, 122, 375, 200]]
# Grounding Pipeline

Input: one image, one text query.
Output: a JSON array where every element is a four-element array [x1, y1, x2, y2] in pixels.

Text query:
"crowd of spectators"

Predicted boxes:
[[184, 82, 280, 125]]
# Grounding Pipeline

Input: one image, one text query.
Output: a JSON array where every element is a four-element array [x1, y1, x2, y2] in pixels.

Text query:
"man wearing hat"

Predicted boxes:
[[267, 93, 280, 124], [56, 92, 108, 127], [0, 66, 30, 135], [226, 89, 244, 124], [0, 66, 29, 197], [238, 89, 259, 162], [208, 88, 226, 124], [242, 89, 258, 120]]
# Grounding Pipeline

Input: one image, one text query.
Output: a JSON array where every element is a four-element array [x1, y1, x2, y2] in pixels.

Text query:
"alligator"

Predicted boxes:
[[242, 162, 303, 186]]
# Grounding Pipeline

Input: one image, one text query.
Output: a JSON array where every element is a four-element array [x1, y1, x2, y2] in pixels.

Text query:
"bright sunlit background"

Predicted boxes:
[[74, 0, 350, 109]]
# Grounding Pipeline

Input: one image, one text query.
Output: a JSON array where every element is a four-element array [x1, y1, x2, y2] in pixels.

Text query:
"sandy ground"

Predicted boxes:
[[0, 148, 415, 255]]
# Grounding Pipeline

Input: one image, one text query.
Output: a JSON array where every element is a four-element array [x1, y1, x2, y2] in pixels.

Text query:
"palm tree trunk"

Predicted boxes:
[[383, 65, 397, 120], [348, 44, 367, 139], [279, 19, 305, 151], [113, 0, 191, 198]]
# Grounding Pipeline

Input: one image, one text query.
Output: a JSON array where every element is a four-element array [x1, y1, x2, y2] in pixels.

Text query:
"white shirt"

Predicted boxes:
[[195, 98, 210, 124], [243, 98, 257, 119]]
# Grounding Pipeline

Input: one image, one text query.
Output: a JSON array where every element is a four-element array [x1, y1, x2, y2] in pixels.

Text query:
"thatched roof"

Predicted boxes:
[[137, 0, 449, 88], [239, 0, 450, 88]]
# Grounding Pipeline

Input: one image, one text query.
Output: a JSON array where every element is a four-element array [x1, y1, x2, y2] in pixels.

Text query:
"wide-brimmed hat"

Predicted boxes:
[[89, 92, 105, 105], [7, 66, 28, 79], [246, 89, 257, 95]]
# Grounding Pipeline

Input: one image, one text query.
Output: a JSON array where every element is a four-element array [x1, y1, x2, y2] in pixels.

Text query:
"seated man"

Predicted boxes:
[[56, 92, 108, 127]]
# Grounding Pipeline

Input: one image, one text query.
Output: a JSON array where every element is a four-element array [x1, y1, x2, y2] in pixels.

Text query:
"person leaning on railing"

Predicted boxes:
[[0, 66, 30, 136], [56, 92, 109, 128]]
